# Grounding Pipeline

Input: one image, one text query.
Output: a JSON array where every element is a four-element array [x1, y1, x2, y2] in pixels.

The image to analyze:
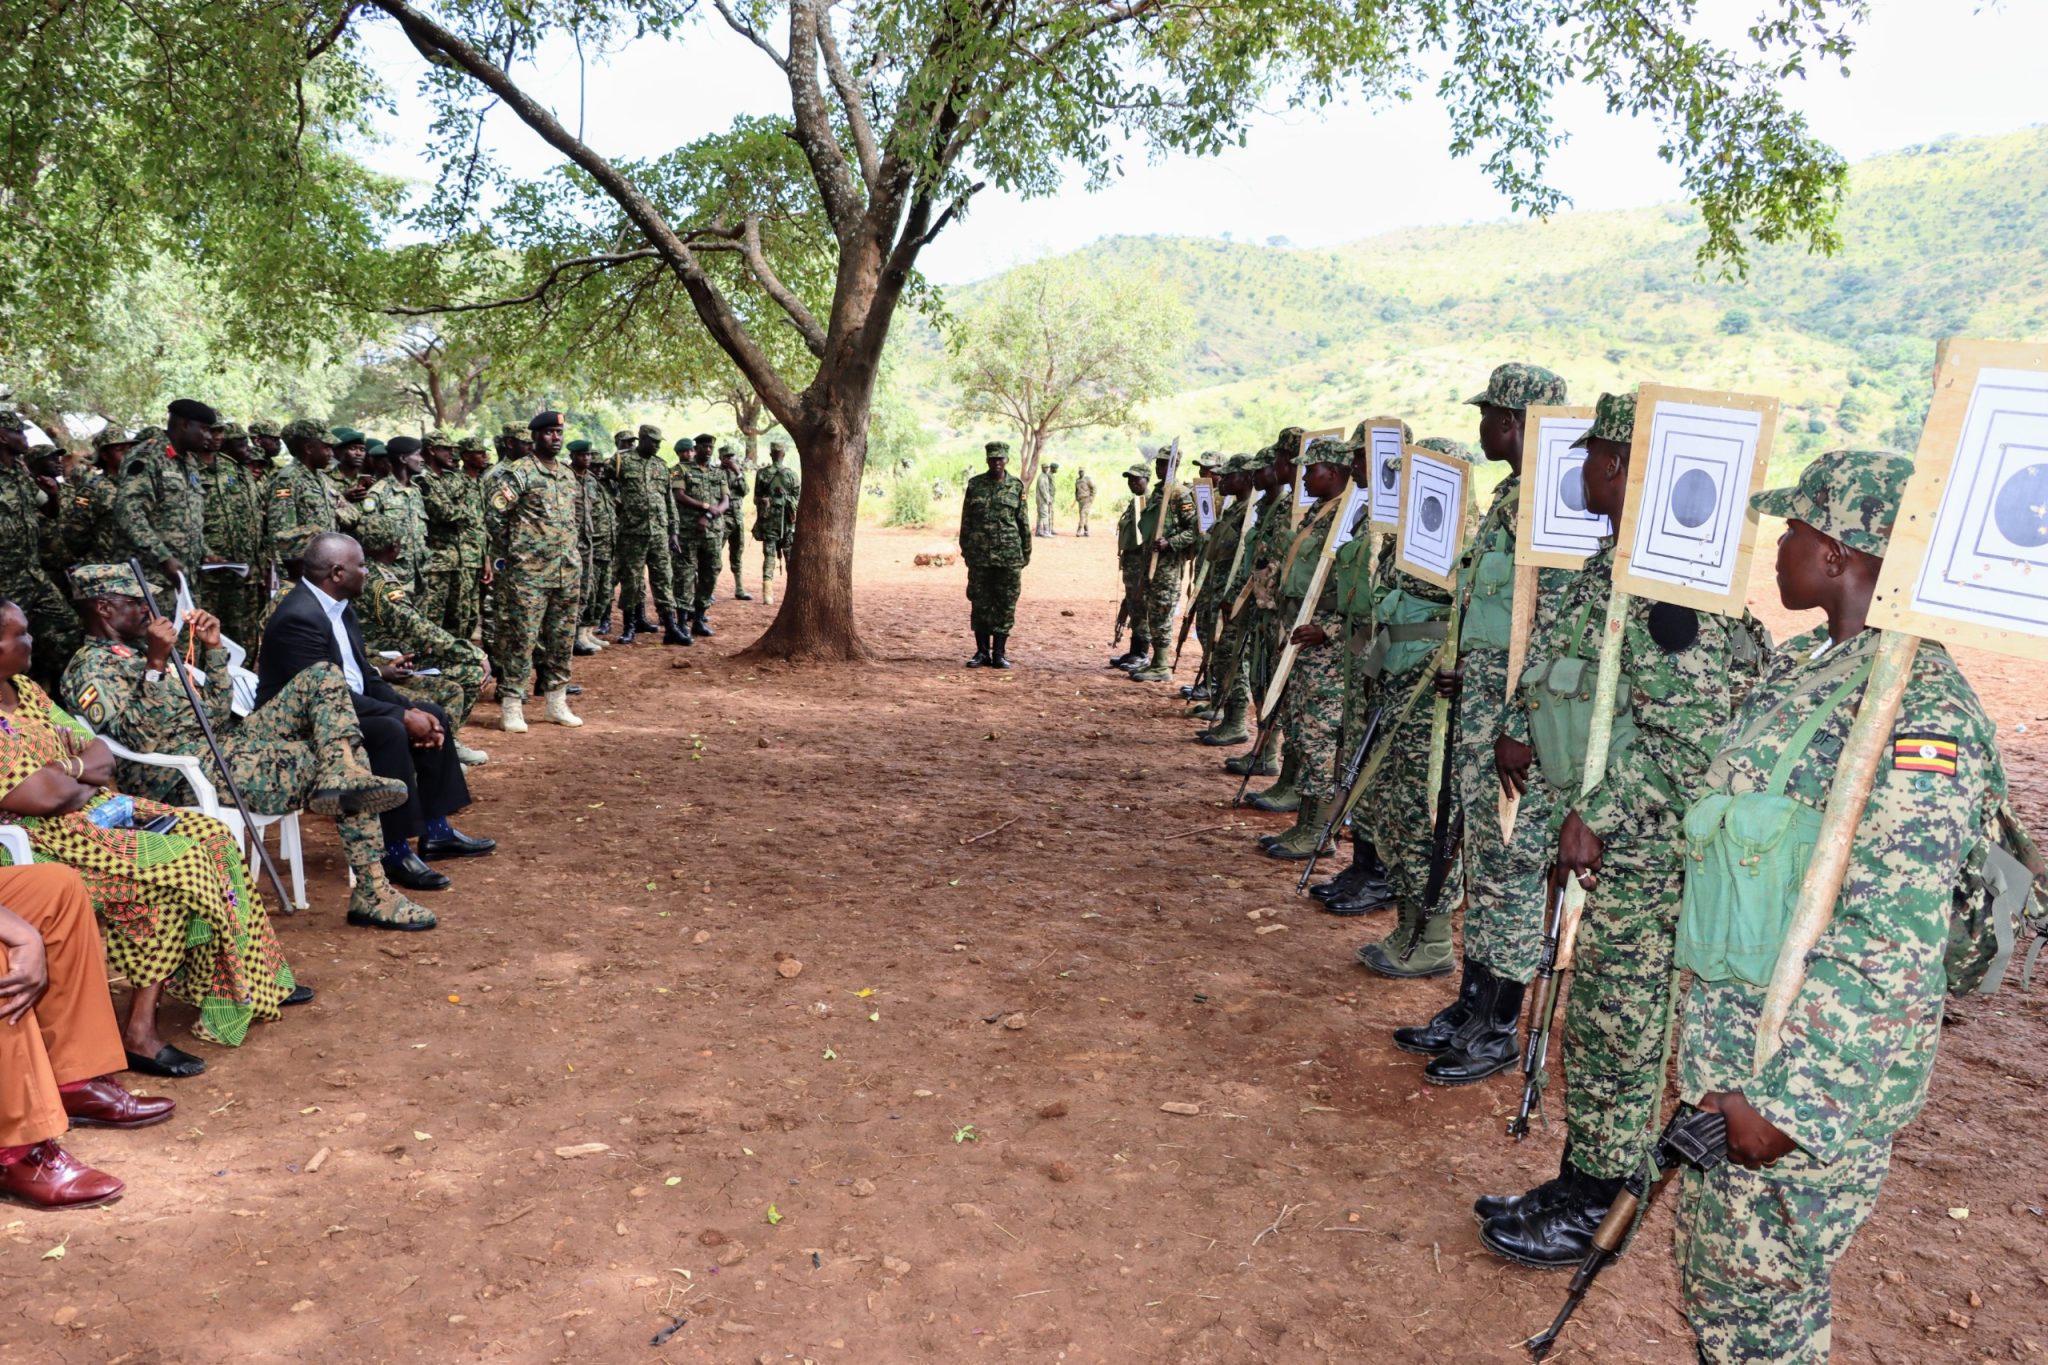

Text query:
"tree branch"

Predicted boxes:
[[740, 216, 828, 358], [711, 0, 789, 72], [383, 249, 662, 316], [784, 0, 864, 243], [815, 7, 880, 191], [305, 1, 361, 59]]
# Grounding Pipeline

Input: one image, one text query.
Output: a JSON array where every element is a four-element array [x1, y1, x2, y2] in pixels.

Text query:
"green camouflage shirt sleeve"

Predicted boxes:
[[113, 451, 176, 566]]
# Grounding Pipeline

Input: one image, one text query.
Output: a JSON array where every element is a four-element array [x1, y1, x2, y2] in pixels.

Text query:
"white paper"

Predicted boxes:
[[1526, 415, 1609, 563], [1331, 485, 1372, 551], [1192, 483, 1217, 532], [1368, 423, 1405, 527], [1623, 399, 1764, 600], [1399, 447, 1467, 582]]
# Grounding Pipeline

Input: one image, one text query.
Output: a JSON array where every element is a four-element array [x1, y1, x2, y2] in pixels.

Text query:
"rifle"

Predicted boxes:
[[1508, 872, 1570, 1139], [1297, 702, 1385, 889], [1524, 1105, 1728, 1360], [1232, 672, 1289, 807], [127, 559, 296, 914], [1111, 594, 1130, 648], [1171, 558, 1209, 670], [1421, 682, 1463, 907]]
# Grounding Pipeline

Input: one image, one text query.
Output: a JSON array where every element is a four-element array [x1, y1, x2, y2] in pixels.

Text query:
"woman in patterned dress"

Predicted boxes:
[[0, 601, 302, 1077]]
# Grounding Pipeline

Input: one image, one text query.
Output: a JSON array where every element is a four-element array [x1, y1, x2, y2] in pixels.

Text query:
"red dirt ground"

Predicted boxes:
[[3, 525, 2044, 1364]]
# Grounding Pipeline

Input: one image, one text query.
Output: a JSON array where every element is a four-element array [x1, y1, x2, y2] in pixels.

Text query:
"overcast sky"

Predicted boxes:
[[358, 0, 2046, 286]]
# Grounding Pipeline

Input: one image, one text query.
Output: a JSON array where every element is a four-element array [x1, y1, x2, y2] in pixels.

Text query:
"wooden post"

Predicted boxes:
[[1554, 578, 1630, 970], [1425, 591, 1463, 823], [1499, 561, 1539, 838], [1256, 501, 1344, 725]]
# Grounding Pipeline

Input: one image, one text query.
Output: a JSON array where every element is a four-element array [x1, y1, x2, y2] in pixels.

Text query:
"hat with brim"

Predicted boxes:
[[1570, 391, 1638, 450], [69, 564, 145, 601], [1751, 449, 1915, 558]]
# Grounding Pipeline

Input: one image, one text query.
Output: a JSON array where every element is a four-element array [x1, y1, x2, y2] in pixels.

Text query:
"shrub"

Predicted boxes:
[[885, 477, 931, 528]]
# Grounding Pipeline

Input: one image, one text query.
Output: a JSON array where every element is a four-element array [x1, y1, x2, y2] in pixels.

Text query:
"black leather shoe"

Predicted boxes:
[[1392, 957, 1488, 1056], [990, 635, 1011, 668], [283, 984, 316, 1007], [419, 829, 496, 860], [573, 638, 597, 656], [595, 619, 612, 635], [1310, 860, 1370, 904], [1480, 1168, 1625, 1269], [1424, 973, 1526, 1085], [383, 852, 451, 892], [618, 623, 640, 644]]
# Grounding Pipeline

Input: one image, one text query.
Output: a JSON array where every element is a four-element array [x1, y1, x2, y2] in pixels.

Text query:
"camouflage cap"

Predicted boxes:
[[718, 444, 738, 459], [1751, 449, 1915, 558], [456, 435, 488, 455], [1123, 463, 1151, 481], [501, 423, 528, 444], [216, 421, 247, 441], [135, 425, 163, 443], [1351, 418, 1415, 445], [1302, 436, 1356, 467], [1465, 363, 1568, 411], [637, 423, 663, 442], [0, 410, 27, 433], [272, 522, 323, 560], [1569, 391, 1638, 450], [332, 426, 365, 445], [281, 418, 337, 446], [614, 429, 634, 447], [247, 419, 281, 439], [422, 428, 454, 449], [1221, 454, 1250, 475], [984, 440, 1012, 458], [1413, 436, 1476, 463], [92, 425, 135, 450], [1242, 446, 1275, 472], [68, 563, 145, 600], [1273, 426, 1306, 455]]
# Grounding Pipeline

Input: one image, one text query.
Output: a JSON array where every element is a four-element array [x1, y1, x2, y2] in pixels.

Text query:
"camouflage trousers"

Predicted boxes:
[[1117, 558, 1151, 656], [671, 533, 720, 614], [420, 568, 481, 645], [1214, 607, 1255, 712], [1357, 663, 1462, 915], [491, 571, 577, 701], [1140, 554, 1185, 660], [1674, 978, 1890, 1364], [582, 554, 614, 628], [1560, 846, 1683, 1179], [616, 534, 675, 620], [1075, 499, 1092, 535], [1458, 647, 1555, 983], [1278, 636, 1346, 801], [200, 569, 265, 650], [761, 537, 791, 584], [5, 563, 81, 693], [966, 564, 1022, 636], [724, 524, 744, 575]]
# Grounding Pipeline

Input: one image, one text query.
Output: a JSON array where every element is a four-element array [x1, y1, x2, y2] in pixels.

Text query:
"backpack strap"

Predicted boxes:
[[1763, 657, 1876, 798]]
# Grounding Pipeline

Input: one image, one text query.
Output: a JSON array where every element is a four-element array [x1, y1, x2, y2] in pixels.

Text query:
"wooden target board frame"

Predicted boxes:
[[1515, 405, 1604, 571], [1364, 416, 1408, 532], [1870, 337, 2048, 662], [1612, 383, 1780, 615], [1394, 444, 1471, 590], [1192, 479, 1217, 533]]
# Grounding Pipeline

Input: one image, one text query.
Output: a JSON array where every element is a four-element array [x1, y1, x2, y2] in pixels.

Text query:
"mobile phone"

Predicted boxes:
[[137, 813, 180, 835]]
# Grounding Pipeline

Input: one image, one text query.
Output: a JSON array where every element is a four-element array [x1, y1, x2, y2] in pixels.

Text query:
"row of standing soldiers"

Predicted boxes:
[[1107, 371, 2038, 1363]]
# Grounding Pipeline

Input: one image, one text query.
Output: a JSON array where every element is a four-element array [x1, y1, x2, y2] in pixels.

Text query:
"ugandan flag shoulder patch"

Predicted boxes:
[[1892, 733, 1959, 777]]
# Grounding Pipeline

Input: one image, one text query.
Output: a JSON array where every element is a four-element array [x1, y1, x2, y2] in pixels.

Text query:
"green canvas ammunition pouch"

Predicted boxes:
[[1458, 547, 1515, 651]]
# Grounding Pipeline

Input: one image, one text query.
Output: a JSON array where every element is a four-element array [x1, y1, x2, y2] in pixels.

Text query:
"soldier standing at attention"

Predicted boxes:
[[1473, 392, 1770, 1264], [614, 426, 684, 645], [113, 397, 221, 606], [959, 440, 1031, 669], [1128, 451, 1198, 683], [1073, 466, 1095, 536], [486, 412, 583, 733], [325, 427, 375, 535], [59, 426, 137, 569], [0, 412, 79, 692], [1107, 464, 1152, 670], [1034, 459, 1059, 537], [248, 419, 284, 473], [369, 436, 430, 597], [668, 436, 728, 639], [717, 445, 753, 601], [571, 440, 617, 651], [195, 421, 265, 645], [752, 440, 800, 604], [264, 420, 341, 570]]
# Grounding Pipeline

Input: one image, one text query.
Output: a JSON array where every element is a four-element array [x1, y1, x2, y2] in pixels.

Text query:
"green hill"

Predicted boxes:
[[888, 125, 2048, 489]]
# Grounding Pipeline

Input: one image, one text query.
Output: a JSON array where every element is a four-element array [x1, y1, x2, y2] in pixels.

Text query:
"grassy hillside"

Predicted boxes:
[[883, 124, 2048, 512]]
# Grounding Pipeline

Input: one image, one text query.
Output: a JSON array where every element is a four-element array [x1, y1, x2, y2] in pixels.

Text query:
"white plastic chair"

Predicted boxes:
[[0, 823, 30, 868]]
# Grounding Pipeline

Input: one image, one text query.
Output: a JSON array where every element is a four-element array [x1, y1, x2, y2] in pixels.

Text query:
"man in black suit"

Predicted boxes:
[[256, 531, 494, 929]]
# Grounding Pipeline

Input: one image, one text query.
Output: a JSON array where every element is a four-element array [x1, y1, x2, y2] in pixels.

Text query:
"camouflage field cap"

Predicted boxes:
[[638, 423, 663, 442], [1273, 426, 1306, 456], [1123, 462, 1150, 481], [769, 440, 787, 453], [92, 425, 135, 450], [69, 563, 145, 600], [1242, 446, 1276, 472], [1466, 363, 1568, 411], [422, 428, 454, 449], [332, 426, 366, 446], [1351, 417, 1415, 445], [500, 423, 527, 444], [1751, 449, 1915, 558], [273, 523, 323, 562], [984, 440, 1012, 458], [1220, 454, 1249, 475], [216, 421, 246, 441], [1413, 436, 1476, 463], [614, 429, 635, 447], [718, 444, 737, 459], [1569, 391, 1638, 450], [248, 419, 281, 439], [456, 435, 488, 455], [0, 410, 27, 433], [281, 418, 337, 446], [1303, 436, 1355, 468]]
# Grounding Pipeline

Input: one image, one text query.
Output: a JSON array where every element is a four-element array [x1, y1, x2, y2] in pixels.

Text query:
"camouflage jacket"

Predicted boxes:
[[583, 472, 618, 553], [753, 463, 799, 542], [1194, 496, 1249, 608], [59, 634, 236, 802], [59, 470, 122, 568], [1679, 626, 2005, 1162], [420, 468, 487, 572], [0, 462, 53, 574], [114, 437, 210, 570], [370, 475, 428, 587], [356, 560, 488, 671], [616, 450, 674, 539], [960, 470, 1030, 569], [669, 461, 727, 541], [1507, 538, 1770, 848], [196, 456, 263, 565], [263, 461, 339, 562], [721, 466, 748, 534], [485, 456, 579, 584], [1074, 471, 1095, 505], [1225, 485, 1296, 606], [1136, 483, 1200, 564]]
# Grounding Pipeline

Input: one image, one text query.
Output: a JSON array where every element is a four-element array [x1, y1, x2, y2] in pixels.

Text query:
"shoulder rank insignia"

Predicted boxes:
[[1892, 733, 1958, 776]]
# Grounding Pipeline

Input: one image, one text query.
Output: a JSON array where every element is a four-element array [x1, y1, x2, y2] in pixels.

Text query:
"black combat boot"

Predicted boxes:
[[595, 618, 612, 636], [966, 632, 990, 668], [618, 619, 640, 644], [1392, 957, 1490, 1056], [632, 613, 659, 632], [1479, 1163, 1626, 1269], [1474, 1148, 1575, 1224], [990, 634, 1012, 669], [1310, 833, 1374, 903], [1423, 970, 1527, 1086], [692, 610, 715, 638], [662, 611, 693, 646]]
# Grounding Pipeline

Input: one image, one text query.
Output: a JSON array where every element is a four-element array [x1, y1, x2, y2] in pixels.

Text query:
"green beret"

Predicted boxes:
[[1570, 391, 1638, 449], [247, 419, 281, 439], [69, 563, 145, 601], [332, 426, 365, 445], [1752, 450, 1915, 559], [364, 439, 387, 458], [674, 438, 692, 455], [281, 418, 337, 446], [567, 439, 593, 454]]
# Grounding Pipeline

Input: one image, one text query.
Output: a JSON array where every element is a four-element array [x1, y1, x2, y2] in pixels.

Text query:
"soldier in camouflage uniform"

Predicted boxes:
[[58, 563, 433, 931], [368, 436, 429, 596], [354, 502, 492, 741], [264, 420, 341, 568], [1187, 456, 1254, 714], [113, 398, 218, 604], [194, 421, 266, 646], [248, 419, 283, 473], [1033, 460, 1058, 537], [418, 433, 490, 643], [1108, 465, 1153, 670], [486, 412, 583, 732], [0, 411, 79, 692], [718, 445, 752, 600], [959, 440, 1031, 669], [1072, 466, 1095, 536], [1661, 452, 2023, 1362], [1196, 450, 1276, 746], [1474, 392, 1771, 1266], [1220, 434, 1302, 786], [1128, 452, 1199, 683], [751, 440, 800, 603], [58, 426, 137, 569], [615, 424, 683, 644], [668, 436, 729, 638], [324, 427, 375, 535], [571, 440, 617, 651]]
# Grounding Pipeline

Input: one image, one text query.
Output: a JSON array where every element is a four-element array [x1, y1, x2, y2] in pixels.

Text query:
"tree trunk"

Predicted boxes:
[[741, 387, 874, 663], [1018, 429, 1045, 489]]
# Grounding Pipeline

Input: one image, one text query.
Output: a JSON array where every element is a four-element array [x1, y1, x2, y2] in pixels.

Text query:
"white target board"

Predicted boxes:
[[1192, 480, 1217, 533], [1365, 417, 1406, 532], [1331, 484, 1372, 552], [1613, 384, 1779, 615], [1395, 444, 1470, 590], [1515, 405, 1604, 570], [1871, 338, 2048, 662]]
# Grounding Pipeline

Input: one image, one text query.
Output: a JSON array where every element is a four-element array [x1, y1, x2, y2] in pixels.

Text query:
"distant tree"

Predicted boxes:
[[1718, 308, 1755, 334], [948, 262, 1189, 486]]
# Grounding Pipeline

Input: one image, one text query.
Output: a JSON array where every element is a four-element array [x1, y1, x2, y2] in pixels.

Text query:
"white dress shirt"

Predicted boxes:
[[304, 581, 365, 694]]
